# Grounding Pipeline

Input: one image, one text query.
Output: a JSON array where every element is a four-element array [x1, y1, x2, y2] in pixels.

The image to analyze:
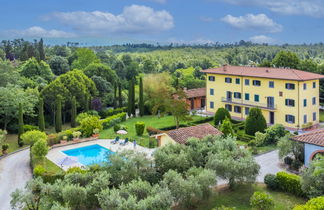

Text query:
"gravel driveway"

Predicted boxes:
[[255, 150, 283, 182], [0, 149, 32, 210]]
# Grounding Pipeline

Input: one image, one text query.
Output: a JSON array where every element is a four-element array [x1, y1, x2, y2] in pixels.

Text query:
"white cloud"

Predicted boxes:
[[1, 26, 76, 38], [216, 0, 324, 17], [221, 13, 283, 33], [250, 35, 276, 44], [44, 5, 174, 35]]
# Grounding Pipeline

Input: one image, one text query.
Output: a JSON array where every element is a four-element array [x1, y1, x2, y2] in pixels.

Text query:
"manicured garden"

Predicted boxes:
[[197, 184, 305, 210], [99, 115, 210, 147]]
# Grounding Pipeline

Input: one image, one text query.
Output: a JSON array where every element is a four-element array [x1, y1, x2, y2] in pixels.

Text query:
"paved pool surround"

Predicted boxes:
[[46, 139, 155, 171]]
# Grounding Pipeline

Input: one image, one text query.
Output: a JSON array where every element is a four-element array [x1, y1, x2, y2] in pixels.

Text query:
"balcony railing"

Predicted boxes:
[[221, 97, 277, 110]]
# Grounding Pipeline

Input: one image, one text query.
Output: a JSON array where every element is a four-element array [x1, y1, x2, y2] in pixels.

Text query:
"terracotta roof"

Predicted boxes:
[[184, 88, 206, 98], [291, 129, 324, 147], [201, 65, 324, 81], [166, 123, 222, 144]]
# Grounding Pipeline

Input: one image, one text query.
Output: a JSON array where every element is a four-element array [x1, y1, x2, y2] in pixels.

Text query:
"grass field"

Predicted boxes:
[[99, 115, 207, 147], [0, 134, 28, 155], [196, 184, 306, 210], [33, 156, 64, 174]]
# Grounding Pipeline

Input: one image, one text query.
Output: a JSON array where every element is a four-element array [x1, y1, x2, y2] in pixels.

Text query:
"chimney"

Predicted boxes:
[[223, 64, 228, 71]]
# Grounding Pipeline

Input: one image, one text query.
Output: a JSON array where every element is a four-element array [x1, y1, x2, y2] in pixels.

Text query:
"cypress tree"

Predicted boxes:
[[113, 83, 117, 109], [55, 97, 62, 133], [38, 38, 45, 61], [118, 82, 122, 108], [245, 107, 267, 136], [131, 77, 136, 116], [127, 80, 132, 117], [139, 77, 144, 116], [71, 96, 77, 128], [85, 95, 89, 112], [38, 97, 45, 131], [18, 103, 24, 146]]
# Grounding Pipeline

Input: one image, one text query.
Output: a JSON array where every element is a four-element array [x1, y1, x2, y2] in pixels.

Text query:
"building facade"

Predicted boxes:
[[202, 65, 324, 130], [183, 88, 206, 110]]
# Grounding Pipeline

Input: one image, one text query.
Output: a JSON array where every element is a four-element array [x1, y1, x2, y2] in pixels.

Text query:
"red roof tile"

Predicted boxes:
[[184, 88, 206, 98], [166, 123, 222, 144], [291, 129, 324, 146], [202, 65, 324, 81]]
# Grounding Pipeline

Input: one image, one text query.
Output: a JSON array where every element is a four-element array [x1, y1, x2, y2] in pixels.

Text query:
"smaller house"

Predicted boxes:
[[183, 88, 206, 110], [154, 123, 222, 147], [291, 129, 324, 166]]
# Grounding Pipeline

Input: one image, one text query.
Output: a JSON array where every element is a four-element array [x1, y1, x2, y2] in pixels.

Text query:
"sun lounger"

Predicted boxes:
[[120, 138, 129, 145], [111, 136, 120, 144]]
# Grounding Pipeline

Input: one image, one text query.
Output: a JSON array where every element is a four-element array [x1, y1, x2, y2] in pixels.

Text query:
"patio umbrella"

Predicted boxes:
[[117, 130, 128, 135], [57, 156, 78, 167]]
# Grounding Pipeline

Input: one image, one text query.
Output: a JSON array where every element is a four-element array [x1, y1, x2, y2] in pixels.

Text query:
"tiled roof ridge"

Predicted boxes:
[[292, 128, 324, 138]]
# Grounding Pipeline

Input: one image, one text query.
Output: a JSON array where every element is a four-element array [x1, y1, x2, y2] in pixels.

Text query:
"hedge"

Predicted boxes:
[[276, 171, 304, 197], [101, 112, 127, 129], [159, 117, 213, 131], [99, 107, 127, 118], [135, 121, 145, 136]]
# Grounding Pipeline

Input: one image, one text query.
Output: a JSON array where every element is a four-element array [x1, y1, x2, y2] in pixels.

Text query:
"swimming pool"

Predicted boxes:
[[62, 144, 114, 166]]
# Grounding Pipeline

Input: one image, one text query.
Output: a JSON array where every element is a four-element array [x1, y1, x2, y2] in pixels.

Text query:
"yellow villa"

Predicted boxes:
[[202, 65, 324, 130]]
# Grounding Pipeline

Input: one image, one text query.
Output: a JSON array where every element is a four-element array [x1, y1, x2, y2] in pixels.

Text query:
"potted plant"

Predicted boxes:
[[60, 135, 68, 144], [92, 128, 100, 138], [72, 131, 82, 141], [2, 144, 9, 155]]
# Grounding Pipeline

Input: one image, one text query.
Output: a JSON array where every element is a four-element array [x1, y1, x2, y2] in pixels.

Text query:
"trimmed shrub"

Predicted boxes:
[[21, 130, 47, 146], [245, 107, 267, 136], [255, 131, 266, 146], [135, 121, 145, 136], [31, 139, 49, 158], [101, 112, 127, 129], [146, 126, 163, 136], [264, 124, 286, 145], [114, 124, 121, 132], [276, 171, 304, 197], [264, 174, 279, 190], [284, 156, 293, 166], [99, 107, 127, 118], [2, 144, 9, 151], [66, 167, 87, 174], [23, 124, 39, 132], [214, 108, 231, 126], [220, 117, 234, 137], [79, 115, 102, 137], [33, 165, 46, 177], [250, 191, 274, 210], [293, 196, 324, 210], [47, 134, 59, 146], [64, 130, 73, 140], [291, 159, 303, 171]]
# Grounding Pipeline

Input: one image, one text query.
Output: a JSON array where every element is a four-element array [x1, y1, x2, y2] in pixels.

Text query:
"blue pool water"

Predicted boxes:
[[62, 144, 114, 166]]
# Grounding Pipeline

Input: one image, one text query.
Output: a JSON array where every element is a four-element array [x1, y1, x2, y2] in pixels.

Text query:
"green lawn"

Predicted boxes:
[[33, 156, 64, 174], [320, 111, 324, 122], [196, 184, 306, 210], [0, 134, 28, 155], [100, 115, 207, 147]]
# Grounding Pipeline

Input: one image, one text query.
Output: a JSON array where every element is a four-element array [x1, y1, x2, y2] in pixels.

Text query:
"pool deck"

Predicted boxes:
[[46, 139, 156, 171]]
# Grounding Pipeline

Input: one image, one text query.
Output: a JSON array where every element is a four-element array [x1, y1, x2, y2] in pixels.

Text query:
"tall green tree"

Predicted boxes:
[[71, 48, 99, 70], [127, 79, 133, 117], [214, 108, 231, 126], [220, 117, 234, 137], [71, 96, 77, 128], [118, 82, 122, 108], [131, 77, 136, 117], [113, 83, 117, 109], [139, 77, 144, 116], [55, 97, 62, 133], [38, 38, 45, 61], [272, 51, 300, 69], [245, 107, 267, 135], [38, 97, 45, 131], [48, 56, 70, 75], [18, 103, 24, 146], [20, 58, 54, 82]]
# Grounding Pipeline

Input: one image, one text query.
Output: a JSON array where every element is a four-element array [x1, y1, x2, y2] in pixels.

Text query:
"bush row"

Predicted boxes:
[[158, 117, 213, 131], [101, 112, 127, 129], [47, 127, 81, 146], [99, 107, 127, 118], [264, 172, 305, 197]]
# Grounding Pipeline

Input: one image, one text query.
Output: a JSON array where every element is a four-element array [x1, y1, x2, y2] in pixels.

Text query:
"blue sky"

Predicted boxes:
[[0, 0, 323, 45]]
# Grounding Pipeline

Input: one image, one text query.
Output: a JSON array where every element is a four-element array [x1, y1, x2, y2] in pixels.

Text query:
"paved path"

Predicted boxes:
[[217, 150, 283, 185], [255, 150, 282, 182], [0, 149, 32, 210]]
